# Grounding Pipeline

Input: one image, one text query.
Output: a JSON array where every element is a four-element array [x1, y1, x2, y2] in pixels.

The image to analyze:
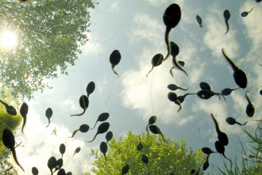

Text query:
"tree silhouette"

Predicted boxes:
[[0, 0, 96, 99]]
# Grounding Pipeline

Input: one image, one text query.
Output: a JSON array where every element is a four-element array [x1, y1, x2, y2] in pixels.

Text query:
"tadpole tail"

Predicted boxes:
[[21, 116, 26, 134], [178, 87, 189, 91], [177, 104, 182, 113], [225, 21, 229, 34], [11, 148, 24, 172], [90, 121, 98, 130], [69, 129, 79, 138], [173, 56, 188, 76], [70, 109, 85, 117], [111, 65, 119, 77], [223, 153, 232, 165], [163, 27, 172, 60], [146, 124, 149, 135], [46, 119, 51, 128], [245, 91, 252, 104], [170, 67, 174, 77], [86, 133, 98, 143], [146, 67, 154, 77], [211, 113, 221, 135], [103, 154, 107, 161], [236, 121, 248, 126], [222, 48, 238, 71], [160, 132, 167, 143]]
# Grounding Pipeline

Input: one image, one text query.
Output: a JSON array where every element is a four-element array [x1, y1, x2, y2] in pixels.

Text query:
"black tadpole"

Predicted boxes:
[[163, 3, 181, 60], [59, 143, 66, 158], [215, 140, 232, 164], [245, 91, 255, 117], [196, 15, 203, 28], [86, 122, 110, 143], [167, 84, 188, 91], [211, 113, 228, 146], [0, 100, 17, 115], [20, 102, 29, 134], [146, 115, 157, 134], [69, 124, 89, 138], [221, 87, 239, 96], [47, 156, 56, 174], [223, 9, 230, 34], [105, 131, 113, 143], [241, 8, 253, 17], [109, 50, 121, 77], [142, 155, 150, 170], [32, 167, 39, 175], [121, 164, 129, 175], [73, 147, 81, 156], [146, 53, 164, 77], [86, 81, 95, 97], [70, 95, 89, 117], [100, 141, 108, 161], [45, 107, 53, 128], [149, 125, 167, 143], [90, 112, 109, 130], [226, 117, 247, 126], [222, 48, 247, 89], [170, 41, 187, 76]]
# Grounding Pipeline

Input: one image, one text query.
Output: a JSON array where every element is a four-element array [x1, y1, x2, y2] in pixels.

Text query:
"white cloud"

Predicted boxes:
[[144, 0, 168, 7]]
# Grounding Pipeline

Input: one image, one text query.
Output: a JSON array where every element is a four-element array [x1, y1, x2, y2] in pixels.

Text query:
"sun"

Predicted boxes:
[[0, 30, 18, 49]]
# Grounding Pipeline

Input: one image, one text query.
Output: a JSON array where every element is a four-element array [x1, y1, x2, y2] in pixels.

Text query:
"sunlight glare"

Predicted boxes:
[[0, 31, 17, 49]]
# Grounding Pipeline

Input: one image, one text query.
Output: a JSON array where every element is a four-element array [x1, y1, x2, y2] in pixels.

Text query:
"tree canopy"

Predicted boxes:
[[0, 0, 96, 99], [86, 131, 205, 175]]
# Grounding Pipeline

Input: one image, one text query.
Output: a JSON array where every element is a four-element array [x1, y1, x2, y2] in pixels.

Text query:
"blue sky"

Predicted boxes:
[[8, 0, 262, 174]]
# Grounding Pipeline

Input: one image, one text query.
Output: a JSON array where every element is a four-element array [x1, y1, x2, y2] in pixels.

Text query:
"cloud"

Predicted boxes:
[[144, 0, 168, 7]]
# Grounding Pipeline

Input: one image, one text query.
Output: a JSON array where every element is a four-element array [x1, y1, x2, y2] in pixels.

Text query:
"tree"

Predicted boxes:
[[86, 131, 205, 175], [0, 0, 96, 99]]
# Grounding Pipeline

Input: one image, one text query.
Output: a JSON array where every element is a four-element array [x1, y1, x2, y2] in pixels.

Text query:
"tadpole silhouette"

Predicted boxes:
[[196, 15, 203, 28], [163, 3, 181, 60], [146, 53, 164, 77], [109, 50, 121, 77], [226, 117, 247, 126], [241, 8, 253, 17], [2, 129, 24, 172], [54, 158, 63, 172], [203, 157, 209, 171], [105, 131, 113, 143], [149, 125, 167, 143], [197, 89, 225, 101], [57, 169, 66, 175], [215, 140, 232, 163], [0, 100, 17, 115], [245, 91, 255, 117], [70, 95, 89, 117], [223, 9, 230, 34], [211, 113, 228, 146], [73, 147, 81, 156], [20, 102, 28, 134], [45, 107, 53, 128], [221, 87, 239, 96], [176, 93, 195, 112], [100, 141, 108, 161], [142, 155, 150, 170], [222, 48, 247, 89], [202, 147, 215, 155], [170, 41, 188, 76], [32, 167, 39, 175], [178, 60, 185, 67], [87, 122, 110, 143], [200, 82, 211, 91], [90, 112, 109, 130], [47, 156, 56, 174], [168, 92, 182, 112], [146, 115, 157, 134], [59, 143, 66, 158], [167, 84, 188, 91], [86, 81, 95, 97], [69, 124, 89, 138], [137, 136, 143, 151], [121, 164, 129, 175]]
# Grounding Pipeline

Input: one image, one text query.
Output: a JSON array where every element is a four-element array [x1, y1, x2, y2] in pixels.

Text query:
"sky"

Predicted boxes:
[[2, 0, 262, 174]]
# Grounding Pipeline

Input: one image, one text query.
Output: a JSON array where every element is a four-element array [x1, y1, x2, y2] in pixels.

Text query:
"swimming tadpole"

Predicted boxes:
[[69, 124, 89, 138], [245, 91, 255, 117], [211, 114, 228, 146], [241, 8, 254, 17], [70, 95, 89, 117], [0, 99, 17, 115], [59, 143, 66, 158], [223, 9, 231, 34], [73, 147, 81, 156], [146, 115, 157, 134], [196, 15, 203, 28], [149, 124, 167, 143], [121, 164, 129, 175], [86, 81, 95, 97], [146, 53, 164, 77], [90, 112, 110, 130], [109, 50, 121, 77], [100, 141, 108, 161], [167, 84, 188, 91], [20, 102, 28, 134], [105, 131, 113, 143], [54, 158, 63, 173], [163, 3, 182, 60], [199, 82, 211, 91], [221, 87, 239, 96], [214, 140, 232, 164], [222, 48, 247, 89], [142, 155, 150, 170], [86, 122, 110, 143], [32, 167, 39, 175], [2, 128, 24, 172], [57, 169, 66, 175], [47, 156, 56, 174], [226, 117, 247, 126], [45, 107, 53, 128]]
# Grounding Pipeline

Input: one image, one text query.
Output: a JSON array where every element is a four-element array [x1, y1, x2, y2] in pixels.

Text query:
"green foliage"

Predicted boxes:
[[0, 0, 96, 99], [86, 131, 205, 175], [219, 121, 262, 175]]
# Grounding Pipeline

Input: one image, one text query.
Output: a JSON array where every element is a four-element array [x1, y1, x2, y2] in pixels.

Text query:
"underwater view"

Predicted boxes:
[[0, 0, 262, 174]]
